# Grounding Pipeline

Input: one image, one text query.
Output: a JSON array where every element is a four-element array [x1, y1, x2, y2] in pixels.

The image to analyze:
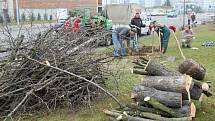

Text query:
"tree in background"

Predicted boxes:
[[44, 13, 48, 21], [0, 15, 3, 23], [21, 13, 26, 21], [3, 9, 11, 23], [37, 13, 41, 21], [30, 13, 35, 21], [164, 0, 171, 7], [49, 15, 52, 20]]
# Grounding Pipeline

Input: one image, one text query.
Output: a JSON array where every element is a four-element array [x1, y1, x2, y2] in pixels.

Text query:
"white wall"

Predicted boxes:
[[19, 9, 58, 20]]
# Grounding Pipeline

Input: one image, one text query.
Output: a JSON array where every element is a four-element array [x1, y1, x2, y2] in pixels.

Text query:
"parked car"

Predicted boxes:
[[167, 12, 177, 18]]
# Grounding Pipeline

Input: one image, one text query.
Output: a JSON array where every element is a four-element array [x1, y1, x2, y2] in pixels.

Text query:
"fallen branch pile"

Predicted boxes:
[[0, 26, 117, 120], [104, 57, 212, 121]]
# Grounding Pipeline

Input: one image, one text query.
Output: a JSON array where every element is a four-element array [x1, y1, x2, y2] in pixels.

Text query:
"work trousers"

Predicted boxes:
[[112, 31, 126, 56], [161, 32, 170, 53]]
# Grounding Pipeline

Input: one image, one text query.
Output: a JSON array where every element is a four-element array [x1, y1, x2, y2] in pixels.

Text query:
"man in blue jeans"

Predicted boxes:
[[112, 27, 136, 57]]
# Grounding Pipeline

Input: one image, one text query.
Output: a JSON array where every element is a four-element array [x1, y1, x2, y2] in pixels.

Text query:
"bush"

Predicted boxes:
[[37, 13, 41, 21], [44, 13, 48, 21], [30, 13, 35, 21], [21, 13, 26, 21], [0, 15, 3, 23], [49, 15, 52, 20]]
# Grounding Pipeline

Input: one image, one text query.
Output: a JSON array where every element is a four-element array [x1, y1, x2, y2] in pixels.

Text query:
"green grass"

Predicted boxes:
[[21, 24, 215, 121]]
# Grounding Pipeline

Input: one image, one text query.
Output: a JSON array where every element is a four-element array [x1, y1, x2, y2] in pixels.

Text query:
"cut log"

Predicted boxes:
[[103, 109, 155, 121], [132, 69, 148, 75], [144, 97, 182, 118], [178, 59, 206, 80], [134, 66, 146, 69], [144, 60, 180, 76], [193, 80, 209, 91], [138, 112, 192, 121], [192, 80, 212, 97], [174, 102, 196, 118], [132, 85, 182, 108], [183, 85, 202, 100], [126, 103, 170, 116], [140, 75, 192, 94], [126, 101, 195, 118], [142, 59, 212, 98], [203, 88, 213, 97]]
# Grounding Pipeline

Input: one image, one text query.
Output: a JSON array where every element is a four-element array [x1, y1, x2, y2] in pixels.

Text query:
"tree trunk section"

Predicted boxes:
[[174, 102, 196, 118], [183, 85, 202, 100], [144, 97, 183, 118], [144, 60, 180, 76], [126, 103, 170, 116], [132, 85, 182, 108], [132, 69, 148, 75], [178, 59, 206, 80], [138, 112, 192, 121], [103, 109, 155, 121], [140, 75, 192, 94]]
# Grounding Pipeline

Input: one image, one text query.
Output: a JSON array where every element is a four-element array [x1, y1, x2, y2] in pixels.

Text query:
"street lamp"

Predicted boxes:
[[15, 0, 20, 25]]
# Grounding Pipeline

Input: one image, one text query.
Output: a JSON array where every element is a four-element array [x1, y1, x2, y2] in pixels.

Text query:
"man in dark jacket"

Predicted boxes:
[[131, 12, 146, 37]]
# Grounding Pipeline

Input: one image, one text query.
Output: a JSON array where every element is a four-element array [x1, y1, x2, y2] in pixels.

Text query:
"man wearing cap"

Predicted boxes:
[[112, 27, 137, 57]]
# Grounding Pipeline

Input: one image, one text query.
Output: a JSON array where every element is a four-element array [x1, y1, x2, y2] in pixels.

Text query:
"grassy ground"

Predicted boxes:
[[22, 24, 215, 121]]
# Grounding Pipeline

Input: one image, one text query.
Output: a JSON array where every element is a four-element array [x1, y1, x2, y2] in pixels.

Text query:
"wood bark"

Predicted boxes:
[[178, 59, 206, 80], [183, 85, 202, 100], [127, 101, 195, 118], [144, 60, 180, 76], [193, 80, 209, 91], [141, 60, 212, 98], [138, 112, 192, 121], [140, 75, 192, 94], [144, 97, 182, 118], [174, 102, 196, 118], [132, 85, 182, 108], [132, 69, 148, 75], [126, 103, 170, 116], [103, 109, 155, 121]]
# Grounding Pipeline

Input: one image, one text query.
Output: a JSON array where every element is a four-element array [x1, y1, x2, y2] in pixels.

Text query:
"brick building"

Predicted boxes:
[[10, 0, 102, 20]]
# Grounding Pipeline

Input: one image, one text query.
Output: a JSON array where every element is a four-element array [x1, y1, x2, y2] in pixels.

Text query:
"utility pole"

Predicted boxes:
[[183, 0, 185, 29], [15, 0, 20, 25]]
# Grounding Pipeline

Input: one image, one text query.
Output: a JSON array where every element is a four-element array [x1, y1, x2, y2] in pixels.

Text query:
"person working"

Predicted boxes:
[[152, 21, 171, 54], [181, 25, 195, 48], [191, 12, 196, 27], [130, 12, 146, 38], [72, 17, 81, 32], [112, 27, 137, 57]]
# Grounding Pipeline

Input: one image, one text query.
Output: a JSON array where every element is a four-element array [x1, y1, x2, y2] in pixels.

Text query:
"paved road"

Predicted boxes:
[[0, 23, 55, 44], [151, 13, 213, 28]]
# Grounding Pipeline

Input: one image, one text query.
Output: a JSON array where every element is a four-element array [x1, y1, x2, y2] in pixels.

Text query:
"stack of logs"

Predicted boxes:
[[104, 58, 212, 121]]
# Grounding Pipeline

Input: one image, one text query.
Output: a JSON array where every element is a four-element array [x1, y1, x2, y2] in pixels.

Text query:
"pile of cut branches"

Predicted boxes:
[[0, 25, 116, 120]]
